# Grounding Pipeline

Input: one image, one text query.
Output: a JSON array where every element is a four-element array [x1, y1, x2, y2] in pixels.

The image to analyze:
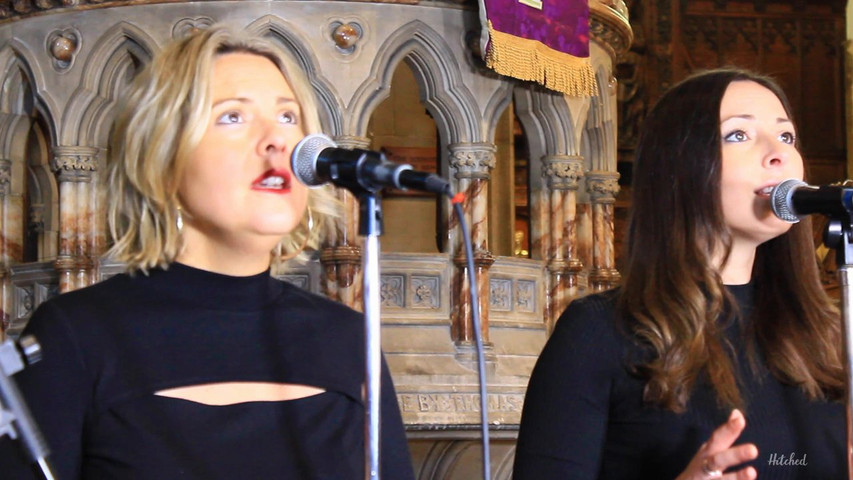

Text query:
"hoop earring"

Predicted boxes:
[[279, 207, 315, 261], [176, 206, 184, 234]]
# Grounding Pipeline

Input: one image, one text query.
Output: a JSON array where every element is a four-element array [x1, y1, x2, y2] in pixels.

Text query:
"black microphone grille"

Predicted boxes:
[[291, 133, 337, 187], [770, 178, 806, 224]]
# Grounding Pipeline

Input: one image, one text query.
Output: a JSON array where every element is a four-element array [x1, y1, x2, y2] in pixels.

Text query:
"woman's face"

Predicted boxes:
[[177, 52, 309, 266], [719, 80, 804, 249]]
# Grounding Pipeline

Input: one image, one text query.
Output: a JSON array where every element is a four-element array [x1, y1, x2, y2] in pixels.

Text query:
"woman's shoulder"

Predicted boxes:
[[31, 274, 133, 322], [556, 289, 622, 332], [562, 288, 620, 316], [274, 280, 364, 328], [549, 288, 634, 355]]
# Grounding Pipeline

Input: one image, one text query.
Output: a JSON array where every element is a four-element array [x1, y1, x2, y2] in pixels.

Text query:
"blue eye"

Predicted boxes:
[[216, 112, 243, 125], [779, 132, 796, 144], [724, 130, 748, 142]]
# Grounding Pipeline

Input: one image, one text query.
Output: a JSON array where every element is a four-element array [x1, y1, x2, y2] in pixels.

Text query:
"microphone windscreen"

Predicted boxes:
[[770, 178, 806, 224], [291, 133, 337, 187]]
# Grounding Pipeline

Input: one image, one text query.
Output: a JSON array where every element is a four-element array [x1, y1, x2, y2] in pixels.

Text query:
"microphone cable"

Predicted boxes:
[[447, 191, 491, 480]]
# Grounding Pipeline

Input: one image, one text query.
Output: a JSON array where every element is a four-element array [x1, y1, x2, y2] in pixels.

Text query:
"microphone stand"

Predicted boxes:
[[0, 336, 55, 480], [359, 191, 383, 480], [331, 167, 385, 480], [823, 216, 853, 479]]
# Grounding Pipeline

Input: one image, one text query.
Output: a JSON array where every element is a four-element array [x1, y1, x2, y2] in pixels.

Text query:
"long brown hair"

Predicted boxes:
[[619, 68, 845, 412]]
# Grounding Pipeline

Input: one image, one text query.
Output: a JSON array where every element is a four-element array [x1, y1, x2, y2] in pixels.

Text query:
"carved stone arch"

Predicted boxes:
[[64, 22, 157, 147], [514, 85, 591, 201], [247, 15, 344, 135], [0, 43, 60, 148], [25, 119, 59, 261], [514, 86, 588, 159], [0, 61, 34, 118], [582, 64, 617, 172], [482, 80, 515, 142], [412, 438, 517, 479], [349, 20, 480, 145], [0, 48, 59, 266], [514, 85, 592, 264]]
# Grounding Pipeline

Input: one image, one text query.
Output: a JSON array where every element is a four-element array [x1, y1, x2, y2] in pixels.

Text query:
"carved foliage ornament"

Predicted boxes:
[[586, 175, 620, 201], [3, 0, 106, 20], [543, 156, 583, 189], [449, 145, 496, 178], [51, 147, 98, 173]]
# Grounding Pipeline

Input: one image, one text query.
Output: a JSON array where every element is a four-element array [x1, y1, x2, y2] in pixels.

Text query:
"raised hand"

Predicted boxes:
[[676, 409, 759, 480]]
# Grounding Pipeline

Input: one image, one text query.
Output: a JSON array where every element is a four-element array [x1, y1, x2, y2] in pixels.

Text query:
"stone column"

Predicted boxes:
[[318, 135, 367, 312], [0, 159, 14, 335], [543, 155, 584, 330], [51, 146, 97, 293], [448, 143, 496, 348], [586, 171, 621, 291]]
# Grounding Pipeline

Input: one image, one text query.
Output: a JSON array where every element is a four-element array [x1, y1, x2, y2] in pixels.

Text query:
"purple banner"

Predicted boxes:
[[484, 0, 590, 58]]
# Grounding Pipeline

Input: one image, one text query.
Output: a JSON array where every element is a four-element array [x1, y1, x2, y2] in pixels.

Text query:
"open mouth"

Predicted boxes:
[[755, 185, 775, 197], [252, 169, 292, 192]]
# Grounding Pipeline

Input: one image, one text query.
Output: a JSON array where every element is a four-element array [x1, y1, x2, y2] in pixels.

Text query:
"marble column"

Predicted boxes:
[[0, 159, 13, 335], [448, 142, 496, 347], [318, 134, 368, 312], [51, 146, 98, 293], [586, 171, 621, 291], [542, 155, 584, 331]]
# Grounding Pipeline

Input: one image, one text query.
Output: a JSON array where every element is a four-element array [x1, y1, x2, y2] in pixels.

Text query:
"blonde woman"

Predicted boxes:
[[1, 26, 414, 479]]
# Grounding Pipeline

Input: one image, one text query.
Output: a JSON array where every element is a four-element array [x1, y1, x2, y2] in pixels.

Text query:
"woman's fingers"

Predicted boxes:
[[728, 466, 757, 479], [706, 409, 747, 452], [705, 442, 759, 470], [676, 409, 759, 480]]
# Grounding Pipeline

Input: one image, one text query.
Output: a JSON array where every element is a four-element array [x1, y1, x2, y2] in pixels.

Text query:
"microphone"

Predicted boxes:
[[291, 133, 450, 196], [770, 178, 853, 223]]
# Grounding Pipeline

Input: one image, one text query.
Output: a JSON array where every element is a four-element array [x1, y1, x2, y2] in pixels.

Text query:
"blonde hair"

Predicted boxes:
[[105, 25, 337, 273]]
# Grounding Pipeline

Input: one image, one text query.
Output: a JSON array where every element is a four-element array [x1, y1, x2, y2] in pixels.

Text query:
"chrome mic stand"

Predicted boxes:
[[823, 217, 853, 479], [0, 336, 55, 480], [332, 171, 385, 480], [359, 192, 383, 480]]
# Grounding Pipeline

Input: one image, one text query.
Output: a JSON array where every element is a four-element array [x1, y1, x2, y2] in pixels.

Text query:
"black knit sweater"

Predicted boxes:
[[513, 284, 845, 479], [0, 262, 414, 479]]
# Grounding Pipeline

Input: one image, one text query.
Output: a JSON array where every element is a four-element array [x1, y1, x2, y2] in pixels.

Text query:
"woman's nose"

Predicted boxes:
[[762, 139, 790, 168], [258, 122, 291, 166]]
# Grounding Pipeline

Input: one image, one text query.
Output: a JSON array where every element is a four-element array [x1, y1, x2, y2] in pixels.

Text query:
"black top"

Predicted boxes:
[[513, 285, 845, 479], [0, 263, 414, 479]]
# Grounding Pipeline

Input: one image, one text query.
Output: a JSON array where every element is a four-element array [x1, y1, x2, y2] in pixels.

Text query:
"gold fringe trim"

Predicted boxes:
[[485, 21, 598, 97]]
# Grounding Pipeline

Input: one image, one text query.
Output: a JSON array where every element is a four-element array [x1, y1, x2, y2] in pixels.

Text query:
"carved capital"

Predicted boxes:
[[542, 155, 584, 190], [585, 171, 620, 203], [589, 267, 622, 287], [453, 249, 495, 268], [547, 258, 583, 274], [53, 255, 76, 271], [334, 135, 371, 150], [51, 146, 99, 181], [319, 245, 362, 265], [448, 143, 496, 180]]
